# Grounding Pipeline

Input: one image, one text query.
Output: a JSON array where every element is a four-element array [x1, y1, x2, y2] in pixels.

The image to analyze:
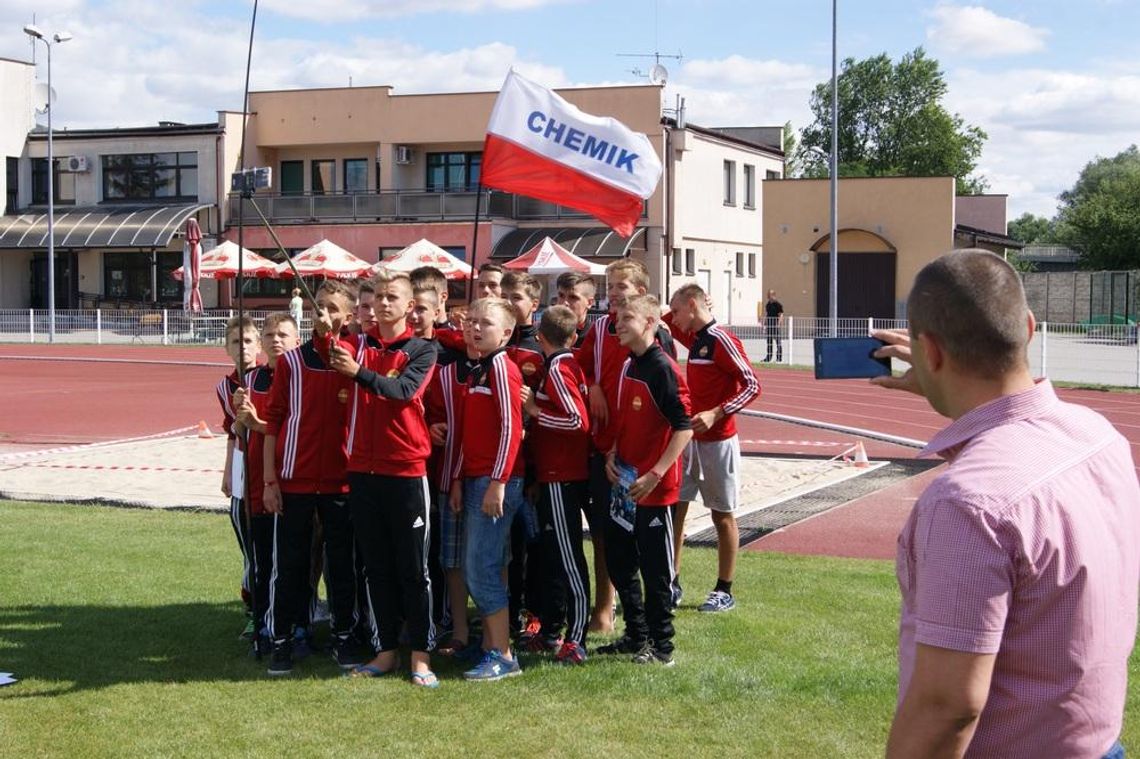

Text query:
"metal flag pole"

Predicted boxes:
[[828, 0, 839, 336], [467, 183, 485, 302]]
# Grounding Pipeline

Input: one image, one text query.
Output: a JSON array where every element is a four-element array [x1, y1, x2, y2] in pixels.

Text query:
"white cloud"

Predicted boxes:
[[926, 4, 1048, 58], [669, 55, 822, 131], [261, 0, 572, 22]]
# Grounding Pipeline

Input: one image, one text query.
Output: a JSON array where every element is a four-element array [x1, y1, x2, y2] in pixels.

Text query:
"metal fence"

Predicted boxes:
[[2, 310, 1139, 387]]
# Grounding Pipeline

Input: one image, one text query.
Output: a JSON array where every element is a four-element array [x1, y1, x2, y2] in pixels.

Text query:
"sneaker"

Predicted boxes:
[[292, 627, 313, 659], [452, 640, 485, 664], [554, 641, 587, 665], [670, 576, 683, 610], [698, 590, 736, 613], [267, 643, 293, 676], [631, 644, 675, 667], [463, 649, 522, 682], [331, 638, 365, 670], [526, 632, 563, 653], [595, 635, 643, 655]]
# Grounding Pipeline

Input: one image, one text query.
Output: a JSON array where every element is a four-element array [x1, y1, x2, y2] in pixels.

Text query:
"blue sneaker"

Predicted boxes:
[[293, 626, 313, 659], [463, 649, 522, 682], [697, 590, 735, 613]]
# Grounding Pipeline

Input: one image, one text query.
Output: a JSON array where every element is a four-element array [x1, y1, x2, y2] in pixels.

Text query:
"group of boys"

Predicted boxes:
[[217, 256, 760, 686]]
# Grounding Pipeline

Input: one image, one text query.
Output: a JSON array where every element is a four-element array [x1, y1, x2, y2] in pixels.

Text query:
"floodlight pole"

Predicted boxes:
[[829, 0, 839, 336]]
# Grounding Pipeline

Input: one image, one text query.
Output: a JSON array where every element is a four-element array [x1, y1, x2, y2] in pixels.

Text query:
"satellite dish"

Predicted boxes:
[[649, 63, 669, 85], [33, 82, 55, 115]]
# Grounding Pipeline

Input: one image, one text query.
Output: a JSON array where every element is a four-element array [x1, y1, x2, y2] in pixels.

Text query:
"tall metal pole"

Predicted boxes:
[[46, 39, 55, 342], [828, 0, 839, 337]]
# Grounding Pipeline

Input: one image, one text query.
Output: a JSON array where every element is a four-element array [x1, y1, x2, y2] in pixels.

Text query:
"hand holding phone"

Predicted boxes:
[[814, 337, 891, 380]]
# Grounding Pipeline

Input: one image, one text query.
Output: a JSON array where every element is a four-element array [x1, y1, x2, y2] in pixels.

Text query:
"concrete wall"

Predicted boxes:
[[762, 176, 957, 317], [1023, 271, 1094, 323], [0, 58, 35, 204]]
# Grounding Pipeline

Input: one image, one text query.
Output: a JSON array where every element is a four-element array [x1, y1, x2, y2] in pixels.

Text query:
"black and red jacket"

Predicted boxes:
[[264, 338, 351, 495], [426, 350, 478, 492], [241, 365, 275, 515], [663, 315, 761, 442], [332, 326, 436, 478], [577, 313, 676, 452], [614, 345, 693, 507], [456, 348, 523, 483], [216, 370, 240, 440], [507, 323, 545, 392], [530, 350, 591, 483]]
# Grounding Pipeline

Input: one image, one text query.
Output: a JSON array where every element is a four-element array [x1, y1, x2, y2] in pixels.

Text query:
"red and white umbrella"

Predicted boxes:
[[373, 238, 472, 280], [503, 236, 606, 275], [182, 218, 204, 312], [278, 239, 372, 279], [172, 241, 278, 280]]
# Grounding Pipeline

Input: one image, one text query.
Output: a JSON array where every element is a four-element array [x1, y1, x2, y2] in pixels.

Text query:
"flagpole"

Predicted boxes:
[[467, 183, 484, 302]]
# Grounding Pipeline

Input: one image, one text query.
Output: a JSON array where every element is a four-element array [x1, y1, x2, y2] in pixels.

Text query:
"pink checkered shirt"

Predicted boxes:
[[897, 380, 1140, 758]]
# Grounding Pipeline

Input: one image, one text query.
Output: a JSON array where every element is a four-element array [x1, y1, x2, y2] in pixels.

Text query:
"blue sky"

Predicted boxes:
[[3, 0, 1138, 219]]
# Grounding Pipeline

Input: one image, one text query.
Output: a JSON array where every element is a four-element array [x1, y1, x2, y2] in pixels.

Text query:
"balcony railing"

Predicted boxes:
[[225, 189, 609, 225]]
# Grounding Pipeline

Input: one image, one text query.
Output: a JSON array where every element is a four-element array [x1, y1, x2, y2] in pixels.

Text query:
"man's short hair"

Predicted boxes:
[[368, 269, 413, 295], [557, 271, 597, 297], [316, 279, 359, 303], [907, 249, 1030, 378], [478, 262, 504, 276], [262, 311, 297, 333], [357, 278, 375, 296], [225, 315, 258, 339], [291, 288, 301, 297], [410, 266, 448, 296], [501, 271, 543, 301], [670, 282, 705, 304], [619, 293, 661, 319], [538, 304, 578, 346], [413, 285, 440, 305], [606, 259, 650, 290], [467, 297, 517, 333]]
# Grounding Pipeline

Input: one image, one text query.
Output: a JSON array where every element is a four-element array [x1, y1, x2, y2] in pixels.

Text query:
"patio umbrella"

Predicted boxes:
[[278, 239, 372, 279], [503, 236, 606, 275], [374, 238, 472, 280], [182, 218, 204, 313], [171, 241, 278, 280]]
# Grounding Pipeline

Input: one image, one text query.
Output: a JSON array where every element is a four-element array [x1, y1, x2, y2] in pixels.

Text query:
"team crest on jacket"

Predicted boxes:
[[387, 369, 399, 378], [632, 396, 643, 411], [337, 389, 349, 403], [522, 362, 538, 376], [699, 346, 709, 357]]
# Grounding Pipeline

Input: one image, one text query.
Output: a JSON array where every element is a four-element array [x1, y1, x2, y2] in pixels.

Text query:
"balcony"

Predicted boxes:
[[225, 189, 608, 225]]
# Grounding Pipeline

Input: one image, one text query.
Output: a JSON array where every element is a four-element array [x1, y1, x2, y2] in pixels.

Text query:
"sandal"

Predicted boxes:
[[410, 670, 440, 689], [437, 638, 467, 656], [347, 662, 398, 679]]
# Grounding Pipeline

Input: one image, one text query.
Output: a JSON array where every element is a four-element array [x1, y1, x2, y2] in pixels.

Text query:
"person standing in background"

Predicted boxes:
[[761, 290, 783, 363]]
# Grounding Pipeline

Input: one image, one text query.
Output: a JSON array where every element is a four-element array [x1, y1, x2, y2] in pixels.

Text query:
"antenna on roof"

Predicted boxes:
[[617, 50, 682, 85]]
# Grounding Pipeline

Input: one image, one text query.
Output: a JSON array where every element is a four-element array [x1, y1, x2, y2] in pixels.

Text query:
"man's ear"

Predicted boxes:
[[916, 332, 944, 374], [1026, 310, 1037, 342]]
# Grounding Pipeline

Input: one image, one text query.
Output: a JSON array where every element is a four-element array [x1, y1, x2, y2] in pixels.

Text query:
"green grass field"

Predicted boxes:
[[1, 499, 1136, 757]]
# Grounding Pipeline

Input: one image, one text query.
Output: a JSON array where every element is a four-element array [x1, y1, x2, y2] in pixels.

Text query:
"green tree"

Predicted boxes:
[[1007, 213, 1058, 244], [1056, 145, 1140, 270], [782, 121, 802, 177], [799, 47, 987, 194]]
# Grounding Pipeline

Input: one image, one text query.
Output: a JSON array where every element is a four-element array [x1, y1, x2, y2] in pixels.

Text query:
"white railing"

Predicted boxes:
[[2, 310, 1138, 387]]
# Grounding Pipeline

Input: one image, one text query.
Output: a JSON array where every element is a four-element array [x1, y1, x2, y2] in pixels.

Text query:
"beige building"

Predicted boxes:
[[761, 176, 1017, 319]]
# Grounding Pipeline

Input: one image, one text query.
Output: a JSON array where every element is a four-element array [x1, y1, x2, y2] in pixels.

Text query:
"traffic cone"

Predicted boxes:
[[853, 441, 869, 468], [197, 420, 215, 439]]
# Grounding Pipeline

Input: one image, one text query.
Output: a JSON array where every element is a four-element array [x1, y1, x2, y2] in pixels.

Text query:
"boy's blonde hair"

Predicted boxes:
[[467, 297, 517, 333], [369, 269, 413, 294], [606, 259, 650, 290], [412, 285, 440, 306], [619, 293, 661, 319], [262, 311, 298, 334], [538, 305, 578, 347], [316, 278, 359, 303], [225, 315, 258, 340], [501, 271, 543, 302]]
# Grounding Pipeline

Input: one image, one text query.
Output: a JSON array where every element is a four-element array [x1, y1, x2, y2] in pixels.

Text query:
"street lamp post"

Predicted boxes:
[[23, 24, 72, 343]]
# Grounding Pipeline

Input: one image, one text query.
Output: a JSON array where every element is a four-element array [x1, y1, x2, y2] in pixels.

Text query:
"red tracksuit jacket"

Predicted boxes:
[[456, 348, 523, 483], [530, 349, 591, 483], [241, 365, 275, 515], [216, 371, 240, 439]]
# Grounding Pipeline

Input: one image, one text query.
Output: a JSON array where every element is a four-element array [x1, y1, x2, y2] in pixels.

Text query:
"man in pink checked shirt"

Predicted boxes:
[[872, 249, 1139, 759]]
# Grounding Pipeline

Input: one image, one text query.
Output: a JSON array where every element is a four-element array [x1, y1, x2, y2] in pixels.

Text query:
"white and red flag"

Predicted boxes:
[[481, 70, 662, 237]]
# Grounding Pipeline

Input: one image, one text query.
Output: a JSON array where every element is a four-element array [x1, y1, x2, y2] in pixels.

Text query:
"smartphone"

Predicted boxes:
[[814, 337, 891, 380]]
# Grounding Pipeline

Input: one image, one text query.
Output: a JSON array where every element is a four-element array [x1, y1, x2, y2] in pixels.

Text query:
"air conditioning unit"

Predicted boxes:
[[64, 155, 90, 173], [394, 145, 414, 165]]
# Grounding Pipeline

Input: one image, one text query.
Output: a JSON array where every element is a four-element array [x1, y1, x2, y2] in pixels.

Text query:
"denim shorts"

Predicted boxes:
[[438, 491, 465, 570], [462, 475, 524, 616]]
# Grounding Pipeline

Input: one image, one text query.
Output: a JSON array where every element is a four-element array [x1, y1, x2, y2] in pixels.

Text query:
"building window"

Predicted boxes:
[[32, 158, 77, 205], [766, 169, 780, 180], [103, 251, 181, 302], [6, 157, 18, 213], [723, 160, 736, 206], [102, 152, 197, 201], [239, 248, 296, 297], [743, 164, 756, 209], [685, 248, 695, 275], [748, 253, 757, 278], [671, 247, 682, 275], [735, 252, 745, 277], [344, 158, 368, 193], [311, 160, 335, 195], [426, 152, 482, 191], [280, 161, 304, 195]]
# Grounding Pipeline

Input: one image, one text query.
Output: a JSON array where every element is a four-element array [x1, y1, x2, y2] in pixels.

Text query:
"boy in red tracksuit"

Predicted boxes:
[[262, 280, 360, 677], [576, 258, 676, 633], [217, 315, 259, 635], [232, 312, 301, 650], [598, 294, 692, 666], [449, 297, 526, 681], [325, 271, 440, 688], [522, 305, 592, 664], [664, 283, 761, 614]]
